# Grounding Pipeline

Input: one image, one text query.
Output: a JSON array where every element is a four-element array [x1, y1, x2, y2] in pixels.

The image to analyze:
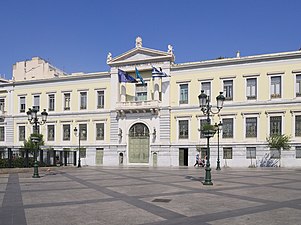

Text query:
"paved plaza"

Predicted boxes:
[[0, 166, 301, 225]]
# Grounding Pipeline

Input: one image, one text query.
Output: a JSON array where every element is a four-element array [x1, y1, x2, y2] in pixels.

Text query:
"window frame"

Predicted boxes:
[[223, 147, 232, 159], [223, 80, 233, 101], [178, 119, 189, 139], [246, 147, 256, 159], [179, 83, 189, 104], [246, 78, 257, 100], [62, 124, 71, 141], [64, 93, 71, 111], [19, 96, 26, 113], [48, 94, 55, 112], [19, 126, 25, 142], [222, 118, 234, 138], [80, 92, 87, 110]]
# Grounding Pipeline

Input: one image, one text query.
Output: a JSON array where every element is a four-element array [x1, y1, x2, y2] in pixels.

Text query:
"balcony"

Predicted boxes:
[[116, 100, 160, 115]]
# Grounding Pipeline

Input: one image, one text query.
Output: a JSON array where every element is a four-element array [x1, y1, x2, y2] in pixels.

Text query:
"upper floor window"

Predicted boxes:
[[79, 124, 87, 140], [296, 75, 301, 97], [64, 93, 71, 110], [246, 78, 257, 100], [179, 84, 188, 104], [97, 90, 104, 109], [33, 95, 40, 111], [0, 99, 4, 112], [63, 124, 70, 141], [222, 118, 233, 138], [271, 76, 281, 99], [47, 125, 55, 141], [246, 117, 257, 138], [80, 92, 87, 110], [270, 116, 282, 135], [19, 126, 25, 141], [0, 127, 4, 141], [295, 115, 301, 137], [199, 119, 208, 138], [201, 82, 211, 101], [179, 120, 189, 139], [48, 94, 55, 111], [223, 80, 233, 100], [96, 123, 104, 140], [20, 96, 26, 113], [135, 84, 147, 101]]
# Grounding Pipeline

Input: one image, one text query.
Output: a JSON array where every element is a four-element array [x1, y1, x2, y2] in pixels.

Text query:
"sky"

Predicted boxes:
[[0, 0, 300, 79]]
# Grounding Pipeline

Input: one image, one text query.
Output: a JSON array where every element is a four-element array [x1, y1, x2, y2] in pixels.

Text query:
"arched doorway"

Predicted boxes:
[[128, 123, 150, 163]]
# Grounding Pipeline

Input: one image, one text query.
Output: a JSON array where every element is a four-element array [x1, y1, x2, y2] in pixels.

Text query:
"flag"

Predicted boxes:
[[118, 69, 137, 83], [135, 67, 145, 85], [151, 66, 168, 77]]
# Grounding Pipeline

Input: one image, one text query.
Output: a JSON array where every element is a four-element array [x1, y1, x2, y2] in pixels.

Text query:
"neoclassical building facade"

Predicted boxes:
[[0, 37, 301, 167]]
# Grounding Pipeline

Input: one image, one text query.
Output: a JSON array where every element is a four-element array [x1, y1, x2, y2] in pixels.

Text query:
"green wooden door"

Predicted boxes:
[[128, 123, 150, 163]]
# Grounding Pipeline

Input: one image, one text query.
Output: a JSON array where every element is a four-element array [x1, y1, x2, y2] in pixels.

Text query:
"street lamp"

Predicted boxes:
[[74, 127, 85, 168], [215, 121, 223, 170], [26, 108, 48, 178], [198, 90, 225, 185]]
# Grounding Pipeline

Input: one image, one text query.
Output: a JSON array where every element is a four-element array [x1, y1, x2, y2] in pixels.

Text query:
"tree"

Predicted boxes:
[[23, 133, 44, 154], [266, 134, 291, 166]]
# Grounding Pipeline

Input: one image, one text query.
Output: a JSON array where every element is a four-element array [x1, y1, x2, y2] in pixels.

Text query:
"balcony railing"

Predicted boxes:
[[116, 100, 160, 115]]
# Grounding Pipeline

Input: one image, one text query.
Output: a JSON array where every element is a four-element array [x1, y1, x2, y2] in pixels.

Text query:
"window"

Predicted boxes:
[[79, 148, 86, 158], [270, 116, 282, 135], [19, 126, 25, 141], [223, 147, 232, 159], [296, 75, 301, 97], [0, 127, 4, 141], [271, 76, 281, 98], [246, 78, 257, 100], [222, 118, 233, 138], [96, 123, 104, 140], [33, 125, 40, 135], [135, 84, 147, 101], [47, 125, 55, 141], [63, 124, 70, 141], [200, 119, 209, 138], [0, 99, 4, 112], [223, 80, 233, 100], [48, 94, 55, 111], [246, 117, 257, 138], [246, 147, 256, 159], [97, 90, 104, 109], [201, 82, 211, 101], [295, 115, 301, 136], [270, 149, 280, 159], [19, 96, 26, 113], [179, 120, 189, 139], [33, 95, 40, 111], [64, 93, 71, 110], [296, 146, 301, 158], [79, 124, 87, 140], [80, 92, 87, 109], [179, 84, 188, 104]]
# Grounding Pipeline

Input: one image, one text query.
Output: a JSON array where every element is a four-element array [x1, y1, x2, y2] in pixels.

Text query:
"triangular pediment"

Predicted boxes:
[[107, 47, 174, 66]]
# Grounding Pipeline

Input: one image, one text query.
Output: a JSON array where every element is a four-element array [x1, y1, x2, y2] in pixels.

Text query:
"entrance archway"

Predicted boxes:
[[128, 123, 150, 163]]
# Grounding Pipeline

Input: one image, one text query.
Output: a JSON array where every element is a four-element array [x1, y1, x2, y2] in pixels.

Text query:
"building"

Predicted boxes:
[[0, 37, 301, 167]]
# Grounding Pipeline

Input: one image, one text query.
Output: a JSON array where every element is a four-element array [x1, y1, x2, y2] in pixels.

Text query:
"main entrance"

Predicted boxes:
[[128, 123, 150, 163]]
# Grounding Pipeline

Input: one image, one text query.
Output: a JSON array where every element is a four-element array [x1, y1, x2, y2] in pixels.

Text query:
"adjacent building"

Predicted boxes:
[[0, 37, 301, 167]]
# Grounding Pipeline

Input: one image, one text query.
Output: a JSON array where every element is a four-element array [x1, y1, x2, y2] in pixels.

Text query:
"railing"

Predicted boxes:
[[116, 100, 160, 109]]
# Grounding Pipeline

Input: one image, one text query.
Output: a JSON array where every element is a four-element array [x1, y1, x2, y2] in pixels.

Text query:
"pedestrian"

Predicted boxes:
[[194, 154, 199, 167]]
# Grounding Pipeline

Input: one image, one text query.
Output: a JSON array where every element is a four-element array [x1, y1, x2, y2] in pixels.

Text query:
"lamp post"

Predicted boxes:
[[215, 121, 223, 170], [26, 108, 48, 178], [74, 127, 85, 168], [198, 90, 225, 185]]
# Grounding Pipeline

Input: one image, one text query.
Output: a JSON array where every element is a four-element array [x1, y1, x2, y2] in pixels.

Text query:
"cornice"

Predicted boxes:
[[171, 50, 301, 71]]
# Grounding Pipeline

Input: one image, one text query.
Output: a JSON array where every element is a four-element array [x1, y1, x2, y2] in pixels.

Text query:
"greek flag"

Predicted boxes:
[[151, 66, 168, 77]]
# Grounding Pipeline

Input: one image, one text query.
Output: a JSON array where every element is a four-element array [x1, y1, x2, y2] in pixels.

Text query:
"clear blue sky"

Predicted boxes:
[[0, 0, 300, 79]]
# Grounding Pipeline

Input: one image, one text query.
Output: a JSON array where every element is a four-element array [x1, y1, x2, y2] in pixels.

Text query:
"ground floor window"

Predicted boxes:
[[246, 147, 256, 159], [223, 147, 232, 159], [296, 146, 301, 158]]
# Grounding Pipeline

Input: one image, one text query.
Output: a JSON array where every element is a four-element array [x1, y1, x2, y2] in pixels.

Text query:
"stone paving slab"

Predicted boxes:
[[0, 167, 301, 225]]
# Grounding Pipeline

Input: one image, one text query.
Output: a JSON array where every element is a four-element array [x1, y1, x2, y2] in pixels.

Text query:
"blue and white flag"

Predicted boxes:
[[151, 66, 168, 77], [135, 67, 145, 85], [118, 69, 137, 83]]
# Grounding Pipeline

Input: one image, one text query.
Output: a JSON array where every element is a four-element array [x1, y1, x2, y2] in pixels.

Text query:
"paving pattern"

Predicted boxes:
[[0, 167, 301, 225]]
